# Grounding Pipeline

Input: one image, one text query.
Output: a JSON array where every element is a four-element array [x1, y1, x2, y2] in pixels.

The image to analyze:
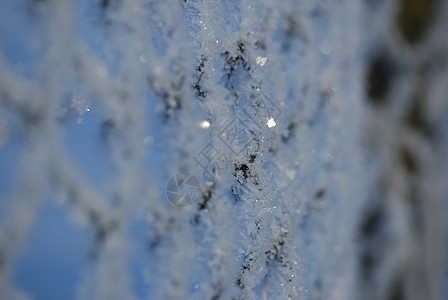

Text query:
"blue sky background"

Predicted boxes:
[[0, 2, 148, 299]]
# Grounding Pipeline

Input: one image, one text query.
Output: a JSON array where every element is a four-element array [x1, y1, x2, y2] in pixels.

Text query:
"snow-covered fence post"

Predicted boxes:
[[0, 0, 447, 299]]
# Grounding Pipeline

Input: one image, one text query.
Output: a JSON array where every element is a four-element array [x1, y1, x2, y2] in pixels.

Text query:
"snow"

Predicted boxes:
[[0, 0, 448, 300]]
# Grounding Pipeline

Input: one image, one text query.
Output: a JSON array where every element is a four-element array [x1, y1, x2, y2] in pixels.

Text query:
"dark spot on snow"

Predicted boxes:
[[223, 41, 251, 82], [88, 211, 119, 258], [357, 204, 386, 281], [282, 13, 308, 52], [0, 249, 4, 271], [148, 234, 162, 250], [211, 293, 221, 300], [100, 0, 111, 9], [193, 56, 207, 98], [100, 119, 115, 140], [359, 252, 377, 280], [404, 95, 429, 136], [3, 97, 46, 128], [282, 123, 296, 143], [255, 218, 261, 232], [242, 251, 255, 272], [234, 164, 249, 179], [314, 188, 326, 200], [396, 0, 435, 45], [387, 274, 405, 300], [359, 207, 383, 237], [366, 53, 395, 105], [231, 185, 243, 202], [254, 39, 266, 51], [315, 278, 323, 290], [402, 66, 435, 139], [98, 220, 118, 243], [170, 278, 181, 288], [147, 75, 185, 120], [197, 183, 214, 211], [236, 277, 245, 289], [399, 146, 418, 174], [192, 213, 200, 224], [269, 144, 278, 154], [265, 228, 288, 265]]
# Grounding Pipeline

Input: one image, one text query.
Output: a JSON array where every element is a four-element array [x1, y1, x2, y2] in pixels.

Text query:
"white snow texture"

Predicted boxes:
[[0, 0, 448, 300]]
